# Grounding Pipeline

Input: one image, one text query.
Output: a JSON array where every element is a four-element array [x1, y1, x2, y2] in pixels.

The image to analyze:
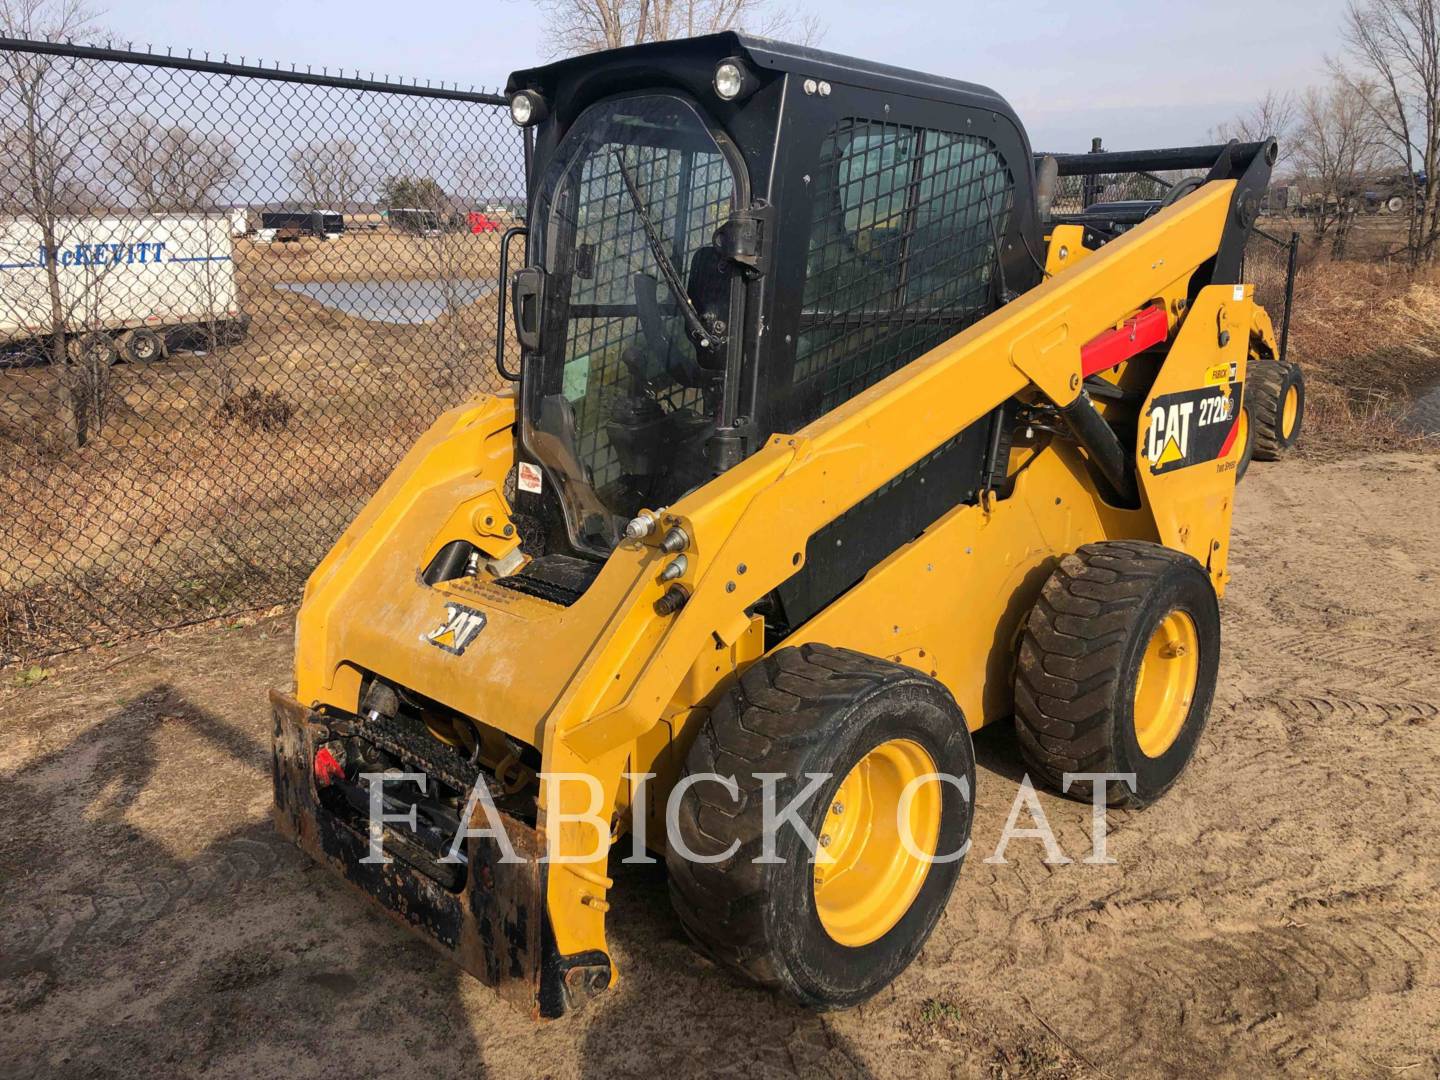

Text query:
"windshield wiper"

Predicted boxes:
[[610, 149, 722, 347]]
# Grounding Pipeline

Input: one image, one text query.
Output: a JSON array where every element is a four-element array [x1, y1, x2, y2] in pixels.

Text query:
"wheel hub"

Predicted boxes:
[[813, 738, 939, 947], [1281, 383, 1299, 439], [1132, 610, 1200, 758]]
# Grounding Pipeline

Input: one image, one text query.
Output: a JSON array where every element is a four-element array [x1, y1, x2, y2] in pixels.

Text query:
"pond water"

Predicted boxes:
[[1403, 382, 1440, 436], [276, 278, 497, 324]]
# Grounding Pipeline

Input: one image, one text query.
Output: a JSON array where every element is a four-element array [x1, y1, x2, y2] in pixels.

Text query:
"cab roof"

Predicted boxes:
[[506, 31, 1016, 118]]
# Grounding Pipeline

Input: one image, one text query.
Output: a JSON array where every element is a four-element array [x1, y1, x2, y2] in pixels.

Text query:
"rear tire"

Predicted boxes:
[[68, 331, 118, 367], [1014, 541, 1219, 809], [119, 328, 165, 364], [667, 644, 975, 1008], [1249, 356, 1305, 460]]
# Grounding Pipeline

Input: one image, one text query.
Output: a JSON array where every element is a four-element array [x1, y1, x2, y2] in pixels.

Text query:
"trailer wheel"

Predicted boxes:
[[119, 328, 165, 364], [667, 643, 975, 1008], [1014, 541, 1220, 808], [68, 332, 118, 367], [1249, 356, 1305, 460]]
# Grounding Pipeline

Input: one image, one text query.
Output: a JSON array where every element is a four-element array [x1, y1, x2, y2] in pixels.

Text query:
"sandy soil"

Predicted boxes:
[[2, 452, 1438, 1079]]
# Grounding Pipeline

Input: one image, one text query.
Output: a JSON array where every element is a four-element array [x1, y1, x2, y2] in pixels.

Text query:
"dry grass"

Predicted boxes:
[[1250, 239, 1440, 456], [0, 230, 512, 662]]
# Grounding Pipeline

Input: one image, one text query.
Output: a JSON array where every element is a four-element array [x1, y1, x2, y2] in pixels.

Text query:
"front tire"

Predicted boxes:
[[1014, 541, 1220, 808], [667, 644, 975, 1008]]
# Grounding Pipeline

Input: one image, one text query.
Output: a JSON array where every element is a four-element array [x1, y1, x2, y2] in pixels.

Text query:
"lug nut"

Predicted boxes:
[[659, 555, 688, 583], [831, 801, 844, 815], [819, 833, 832, 848], [660, 526, 689, 554]]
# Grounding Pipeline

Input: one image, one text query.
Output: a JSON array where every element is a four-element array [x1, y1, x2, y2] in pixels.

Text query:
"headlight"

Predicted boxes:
[[509, 90, 547, 126], [713, 58, 755, 102], [714, 62, 745, 100]]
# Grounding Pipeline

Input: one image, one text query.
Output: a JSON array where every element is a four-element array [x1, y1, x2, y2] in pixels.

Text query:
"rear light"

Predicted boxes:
[[314, 743, 346, 786]]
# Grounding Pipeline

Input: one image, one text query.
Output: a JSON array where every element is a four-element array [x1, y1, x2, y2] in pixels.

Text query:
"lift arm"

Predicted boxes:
[[550, 177, 1240, 762]]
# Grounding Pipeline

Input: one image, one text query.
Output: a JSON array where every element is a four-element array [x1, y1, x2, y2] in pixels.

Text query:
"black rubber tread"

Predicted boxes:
[[1013, 540, 1219, 809], [666, 642, 972, 1007], [1249, 355, 1304, 460]]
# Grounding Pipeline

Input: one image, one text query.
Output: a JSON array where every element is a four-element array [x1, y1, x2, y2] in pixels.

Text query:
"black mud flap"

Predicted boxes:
[[270, 691, 611, 1019]]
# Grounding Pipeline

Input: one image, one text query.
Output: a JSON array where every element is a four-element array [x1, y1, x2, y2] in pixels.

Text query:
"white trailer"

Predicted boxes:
[[0, 213, 246, 364]]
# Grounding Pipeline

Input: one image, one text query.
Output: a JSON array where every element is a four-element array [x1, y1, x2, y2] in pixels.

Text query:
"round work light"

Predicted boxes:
[[509, 89, 548, 126]]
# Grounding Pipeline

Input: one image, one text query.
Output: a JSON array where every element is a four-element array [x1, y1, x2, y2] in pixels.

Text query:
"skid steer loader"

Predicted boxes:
[[271, 33, 1278, 1017]]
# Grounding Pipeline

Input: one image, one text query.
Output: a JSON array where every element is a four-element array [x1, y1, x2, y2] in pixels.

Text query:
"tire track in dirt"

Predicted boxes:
[[1267, 693, 1438, 726], [1053, 911, 1437, 1071], [0, 834, 294, 978]]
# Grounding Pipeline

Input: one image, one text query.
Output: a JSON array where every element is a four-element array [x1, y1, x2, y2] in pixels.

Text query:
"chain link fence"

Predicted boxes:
[[0, 38, 526, 663]]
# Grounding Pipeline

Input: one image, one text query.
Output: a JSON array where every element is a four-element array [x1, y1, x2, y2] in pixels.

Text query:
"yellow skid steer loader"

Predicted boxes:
[[271, 33, 1278, 1017]]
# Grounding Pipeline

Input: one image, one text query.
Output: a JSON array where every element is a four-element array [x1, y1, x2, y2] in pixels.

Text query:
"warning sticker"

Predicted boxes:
[[517, 461, 543, 494], [1143, 381, 1244, 475]]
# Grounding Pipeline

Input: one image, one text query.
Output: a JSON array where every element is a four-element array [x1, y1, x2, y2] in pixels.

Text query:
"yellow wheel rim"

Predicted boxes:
[[1281, 383, 1299, 440], [1132, 611, 1200, 758], [1237, 406, 1249, 458], [813, 738, 940, 947]]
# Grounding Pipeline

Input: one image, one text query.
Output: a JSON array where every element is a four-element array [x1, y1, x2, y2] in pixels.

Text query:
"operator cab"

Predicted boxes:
[[504, 34, 1041, 609]]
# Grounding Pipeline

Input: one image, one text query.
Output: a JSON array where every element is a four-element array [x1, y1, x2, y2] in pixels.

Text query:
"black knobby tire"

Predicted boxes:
[[1014, 541, 1220, 809], [666, 643, 975, 1008], [1249, 356, 1305, 460]]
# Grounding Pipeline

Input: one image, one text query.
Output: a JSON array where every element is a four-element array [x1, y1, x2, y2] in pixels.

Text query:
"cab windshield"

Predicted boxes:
[[525, 94, 739, 554]]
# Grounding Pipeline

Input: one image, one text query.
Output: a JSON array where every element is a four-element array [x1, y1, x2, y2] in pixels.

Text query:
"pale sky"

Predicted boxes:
[[94, 0, 1350, 151]]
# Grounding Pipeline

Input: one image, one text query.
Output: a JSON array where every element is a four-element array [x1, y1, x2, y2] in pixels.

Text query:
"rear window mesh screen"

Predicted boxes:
[[793, 119, 1013, 419]]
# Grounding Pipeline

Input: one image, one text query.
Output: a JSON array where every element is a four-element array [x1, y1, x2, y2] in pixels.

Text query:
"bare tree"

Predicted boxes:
[[535, 0, 824, 58], [1211, 90, 1298, 170], [1292, 79, 1384, 256], [0, 0, 119, 448], [1337, 0, 1440, 261], [107, 118, 239, 212], [288, 139, 362, 210]]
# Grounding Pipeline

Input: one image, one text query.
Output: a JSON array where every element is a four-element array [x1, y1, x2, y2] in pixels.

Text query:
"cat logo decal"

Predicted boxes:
[[422, 603, 487, 656], [1143, 383, 1243, 475]]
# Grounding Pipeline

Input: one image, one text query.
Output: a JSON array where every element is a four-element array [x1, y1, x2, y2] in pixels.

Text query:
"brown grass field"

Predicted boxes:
[[0, 229, 512, 661]]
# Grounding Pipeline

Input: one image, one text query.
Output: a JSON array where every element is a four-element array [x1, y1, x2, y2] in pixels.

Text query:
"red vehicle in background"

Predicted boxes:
[[467, 212, 501, 233]]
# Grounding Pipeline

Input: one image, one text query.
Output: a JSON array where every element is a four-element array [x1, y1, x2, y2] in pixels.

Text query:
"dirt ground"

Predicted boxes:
[[2, 451, 1438, 1079]]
